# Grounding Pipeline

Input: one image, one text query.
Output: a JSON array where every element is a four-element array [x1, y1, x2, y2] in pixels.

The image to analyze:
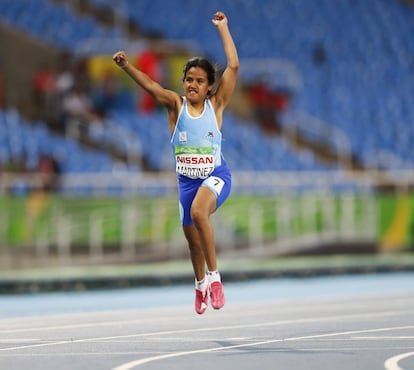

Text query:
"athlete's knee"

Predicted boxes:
[[187, 240, 202, 254], [183, 225, 201, 249], [190, 205, 209, 226]]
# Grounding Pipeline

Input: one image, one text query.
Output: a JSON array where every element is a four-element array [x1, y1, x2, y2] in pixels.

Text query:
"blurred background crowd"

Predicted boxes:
[[1, 0, 413, 183]]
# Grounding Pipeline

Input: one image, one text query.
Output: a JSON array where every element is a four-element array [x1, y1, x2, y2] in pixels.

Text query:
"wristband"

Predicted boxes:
[[120, 61, 129, 69]]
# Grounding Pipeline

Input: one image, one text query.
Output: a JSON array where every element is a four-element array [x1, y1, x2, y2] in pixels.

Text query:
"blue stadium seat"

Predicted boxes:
[[3, 0, 414, 173]]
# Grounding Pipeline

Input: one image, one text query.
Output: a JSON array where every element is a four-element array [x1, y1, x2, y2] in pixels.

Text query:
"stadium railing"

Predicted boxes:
[[0, 169, 411, 268]]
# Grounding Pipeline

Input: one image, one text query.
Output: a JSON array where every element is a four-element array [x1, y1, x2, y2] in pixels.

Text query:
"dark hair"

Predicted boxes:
[[182, 57, 216, 85]]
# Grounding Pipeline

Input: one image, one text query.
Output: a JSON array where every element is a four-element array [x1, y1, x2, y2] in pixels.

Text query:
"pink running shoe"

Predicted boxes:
[[195, 288, 208, 315], [209, 281, 225, 310]]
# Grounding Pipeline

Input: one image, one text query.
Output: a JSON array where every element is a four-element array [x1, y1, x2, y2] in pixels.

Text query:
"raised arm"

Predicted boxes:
[[211, 12, 239, 114], [113, 50, 180, 110], [113, 50, 182, 132]]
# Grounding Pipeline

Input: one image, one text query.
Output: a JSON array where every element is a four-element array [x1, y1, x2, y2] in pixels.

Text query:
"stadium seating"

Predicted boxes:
[[0, 0, 123, 53], [1, 0, 414, 174], [0, 108, 117, 178], [88, 0, 414, 170], [107, 109, 338, 172]]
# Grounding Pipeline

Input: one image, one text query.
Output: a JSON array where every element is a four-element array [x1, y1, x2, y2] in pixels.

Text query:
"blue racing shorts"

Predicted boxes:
[[177, 162, 231, 226]]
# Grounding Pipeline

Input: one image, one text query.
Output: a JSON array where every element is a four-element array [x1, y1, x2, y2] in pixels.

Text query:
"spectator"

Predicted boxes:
[[92, 69, 121, 117], [37, 154, 61, 192], [55, 59, 74, 99], [61, 84, 103, 136], [248, 77, 291, 134], [135, 43, 165, 112], [313, 42, 327, 66], [0, 57, 3, 109], [32, 63, 56, 119]]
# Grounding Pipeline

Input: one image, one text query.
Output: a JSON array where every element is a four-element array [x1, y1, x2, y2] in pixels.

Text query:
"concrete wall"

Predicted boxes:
[[0, 22, 60, 117]]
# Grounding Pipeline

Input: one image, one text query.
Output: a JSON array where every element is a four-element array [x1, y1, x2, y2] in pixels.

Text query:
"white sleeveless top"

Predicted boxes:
[[170, 98, 222, 179]]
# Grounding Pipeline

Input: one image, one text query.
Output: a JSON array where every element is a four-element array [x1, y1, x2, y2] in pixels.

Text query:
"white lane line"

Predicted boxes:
[[0, 339, 40, 343], [2, 295, 413, 335], [0, 310, 406, 352], [283, 326, 414, 342], [384, 351, 414, 370], [353, 336, 414, 340], [112, 325, 414, 370], [0, 316, 175, 335], [0, 340, 73, 352]]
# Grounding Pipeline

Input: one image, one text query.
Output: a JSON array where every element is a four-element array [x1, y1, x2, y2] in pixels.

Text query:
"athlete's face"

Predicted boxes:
[[183, 66, 212, 103]]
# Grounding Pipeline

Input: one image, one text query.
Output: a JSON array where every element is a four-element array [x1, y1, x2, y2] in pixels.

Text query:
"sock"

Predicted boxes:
[[195, 276, 208, 292], [207, 270, 221, 284]]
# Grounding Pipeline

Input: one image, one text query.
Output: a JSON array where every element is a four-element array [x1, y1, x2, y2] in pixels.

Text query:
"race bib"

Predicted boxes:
[[175, 146, 215, 179]]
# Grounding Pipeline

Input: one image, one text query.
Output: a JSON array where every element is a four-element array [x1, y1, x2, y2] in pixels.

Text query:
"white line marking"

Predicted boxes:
[[2, 294, 412, 335], [282, 326, 414, 342], [0, 339, 40, 343], [384, 351, 414, 370], [0, 310, 406, 352], [0, 317, 172, 335], [353, 336, 414, 340], [0, 340, 72, 352], [112, 325, 414, 370]]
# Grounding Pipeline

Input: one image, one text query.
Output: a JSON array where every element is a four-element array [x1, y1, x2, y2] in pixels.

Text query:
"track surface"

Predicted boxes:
[[1, 273, 413, 370]]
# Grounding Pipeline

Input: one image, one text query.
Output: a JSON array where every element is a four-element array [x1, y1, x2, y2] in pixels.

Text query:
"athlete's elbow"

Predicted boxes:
[[228, 62, 239, 72]]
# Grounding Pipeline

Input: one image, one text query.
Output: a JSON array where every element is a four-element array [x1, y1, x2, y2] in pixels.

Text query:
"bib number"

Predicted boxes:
[[203, 176, 225, 195]]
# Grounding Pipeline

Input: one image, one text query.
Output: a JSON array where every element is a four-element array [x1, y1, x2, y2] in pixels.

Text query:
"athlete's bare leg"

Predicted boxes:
[[183, 186, 218, 280], [183, 224, 206, 281], [189, 186, 218, 272]]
